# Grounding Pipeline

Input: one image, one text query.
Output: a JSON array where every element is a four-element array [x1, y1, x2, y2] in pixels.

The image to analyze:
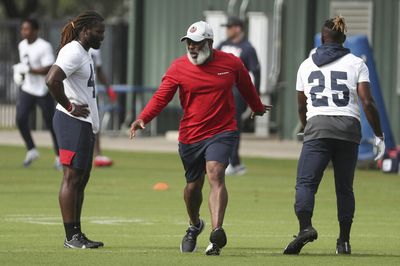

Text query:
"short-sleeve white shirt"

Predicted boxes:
[[18, 38, 54, 96], [54, 41, 99, 133], [296, 53, 369, 121]]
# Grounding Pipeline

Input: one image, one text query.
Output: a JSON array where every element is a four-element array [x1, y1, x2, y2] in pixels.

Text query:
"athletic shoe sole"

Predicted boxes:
[[64, 242, 101, 249], [205, 243, 220, 255]]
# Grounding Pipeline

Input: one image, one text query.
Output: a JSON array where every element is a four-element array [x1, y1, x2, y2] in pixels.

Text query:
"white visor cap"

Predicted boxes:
[[180, 21, 214, 42]]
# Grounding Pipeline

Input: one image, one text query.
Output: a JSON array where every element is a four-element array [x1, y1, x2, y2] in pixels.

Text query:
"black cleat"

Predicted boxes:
[[336, 239, 351, 254], [64, 233, 102, 249], [205, 228, 227, 256], [81, 233, 104, 248], [205, 242, 220, 256], [180, 219, 205, 252], [283, 226, 318, 255]]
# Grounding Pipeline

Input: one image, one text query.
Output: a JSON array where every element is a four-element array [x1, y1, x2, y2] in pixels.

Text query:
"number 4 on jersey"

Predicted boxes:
[[309, 71, 349, 107]]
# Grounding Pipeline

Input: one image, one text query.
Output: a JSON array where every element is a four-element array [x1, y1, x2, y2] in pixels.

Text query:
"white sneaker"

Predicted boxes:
[[23, 148, 39, 167], [225, 164, 235, 175], [225, 164, 247, 176], [54, 156, 63, 170]]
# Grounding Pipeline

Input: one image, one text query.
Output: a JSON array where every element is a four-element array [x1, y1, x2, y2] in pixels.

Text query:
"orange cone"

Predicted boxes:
[[153, 182, 169, 191]]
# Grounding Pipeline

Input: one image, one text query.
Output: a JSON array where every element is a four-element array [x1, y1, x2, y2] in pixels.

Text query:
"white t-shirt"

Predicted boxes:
[[54, 41, 99, 133], [18, 38, 54, 96], [296, 53, 370, 121]]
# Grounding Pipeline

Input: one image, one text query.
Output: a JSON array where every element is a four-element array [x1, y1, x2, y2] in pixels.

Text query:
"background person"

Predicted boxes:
[[14, 17, 60, 168], [217, 16, 261, 176], [89, 48, 117, 167]]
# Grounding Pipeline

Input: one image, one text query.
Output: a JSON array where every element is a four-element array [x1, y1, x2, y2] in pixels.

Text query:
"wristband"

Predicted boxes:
[[66, 102, 75, 113]]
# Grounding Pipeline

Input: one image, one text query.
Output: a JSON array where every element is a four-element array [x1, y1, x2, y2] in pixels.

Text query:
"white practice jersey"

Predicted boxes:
[[54, 41, 99, 133], [18, 38, 54, 96], [296, 53, 370, 121]]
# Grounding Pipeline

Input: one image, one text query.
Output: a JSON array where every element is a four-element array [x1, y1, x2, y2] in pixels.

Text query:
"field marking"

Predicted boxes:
[[3, 215, 400, 240], [3, 215, 154, 226], [89, 217, 154, 225], [4, 215, 60, 225]]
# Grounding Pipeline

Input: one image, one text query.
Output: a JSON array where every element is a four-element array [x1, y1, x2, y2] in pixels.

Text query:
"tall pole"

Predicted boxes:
[[124, 0, 136, 128]]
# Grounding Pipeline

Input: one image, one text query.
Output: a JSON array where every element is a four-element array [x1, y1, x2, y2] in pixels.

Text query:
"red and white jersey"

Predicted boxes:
[[18, 38, 54, 96], [54, 41, 99, 133], [296, 53, 369, 121]]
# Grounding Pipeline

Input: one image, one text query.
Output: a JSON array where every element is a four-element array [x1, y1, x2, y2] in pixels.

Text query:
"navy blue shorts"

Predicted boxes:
[[53, 110, 95, 170], [178, 131, 238, 183]]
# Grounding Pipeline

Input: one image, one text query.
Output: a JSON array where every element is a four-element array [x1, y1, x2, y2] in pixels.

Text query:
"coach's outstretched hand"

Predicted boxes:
[[130, 119, 146, 139], [250, 104, 273, 119], [70, 103, 90, 118]]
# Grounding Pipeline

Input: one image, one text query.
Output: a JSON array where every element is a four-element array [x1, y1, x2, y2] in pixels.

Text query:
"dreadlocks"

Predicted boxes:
[[331, 16, 347, 33], [323, 15, 347, 43], [59, 10, 104, 51]]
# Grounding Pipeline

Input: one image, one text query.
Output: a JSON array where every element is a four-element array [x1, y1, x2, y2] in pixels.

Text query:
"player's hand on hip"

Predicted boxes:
[[374, 135, 385, 161], [130, 119, 145, 139], [250, 104, 273, 119], [70, 103, 90, 118]]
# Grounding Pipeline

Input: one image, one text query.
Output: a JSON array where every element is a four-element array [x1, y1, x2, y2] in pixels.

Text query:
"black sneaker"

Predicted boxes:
[[81, 233, 104, 248], [336, 239, 351, 254], [64, 233, 101, 249], [180, 219, 205, 252], [283, 226, 318, 255], [205, 228, 227, 256]]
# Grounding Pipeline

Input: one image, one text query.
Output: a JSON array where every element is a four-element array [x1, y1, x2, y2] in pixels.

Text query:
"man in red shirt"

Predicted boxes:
[[130, 21, 270, 256]]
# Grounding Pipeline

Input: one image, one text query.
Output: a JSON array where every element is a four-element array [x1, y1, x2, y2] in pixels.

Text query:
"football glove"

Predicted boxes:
[[13, 63, 30, 75], [373, 135, 385, 161], [12, 64, 27, 86], [107, 86, 117, 102], [13, 71, 23, 86]]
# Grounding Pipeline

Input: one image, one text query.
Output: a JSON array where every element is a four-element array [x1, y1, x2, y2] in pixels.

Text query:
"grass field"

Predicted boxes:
[[0, 144, 399, 266]]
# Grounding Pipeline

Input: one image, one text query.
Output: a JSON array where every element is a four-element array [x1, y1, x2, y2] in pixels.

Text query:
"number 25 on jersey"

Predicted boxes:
[[309, 70, 349, 107]]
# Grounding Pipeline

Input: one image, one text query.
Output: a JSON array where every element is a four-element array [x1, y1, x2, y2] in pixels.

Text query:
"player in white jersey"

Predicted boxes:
[[45, 10, 105, 249], [13, 18, 60, 168], [89, 48, 116, 167], [284, 16, 385, 255]]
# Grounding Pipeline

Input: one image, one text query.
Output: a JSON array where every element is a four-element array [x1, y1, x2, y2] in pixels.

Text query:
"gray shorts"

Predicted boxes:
[[178, 131, 238, 183]]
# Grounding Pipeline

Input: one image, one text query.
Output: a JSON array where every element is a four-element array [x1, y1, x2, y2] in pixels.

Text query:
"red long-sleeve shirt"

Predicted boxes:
[[138, 49, 264, 144]]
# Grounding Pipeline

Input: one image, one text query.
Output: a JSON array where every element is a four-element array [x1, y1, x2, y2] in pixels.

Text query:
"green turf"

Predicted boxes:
[[0, 144, 399, 265]]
